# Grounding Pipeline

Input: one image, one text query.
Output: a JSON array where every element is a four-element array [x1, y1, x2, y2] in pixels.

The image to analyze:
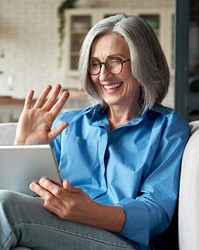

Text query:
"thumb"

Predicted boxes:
[[49, 122, 69, 142], [63, 179, 79, 193]]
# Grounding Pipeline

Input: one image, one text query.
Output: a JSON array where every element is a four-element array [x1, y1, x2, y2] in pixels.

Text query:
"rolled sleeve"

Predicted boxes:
[[118, 198, 150, 247]]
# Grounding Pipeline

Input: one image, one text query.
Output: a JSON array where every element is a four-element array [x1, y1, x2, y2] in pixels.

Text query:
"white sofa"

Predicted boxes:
[[0, 123, 32, 250], [0, 121, 199, 249], [178, 120, 199, 250]]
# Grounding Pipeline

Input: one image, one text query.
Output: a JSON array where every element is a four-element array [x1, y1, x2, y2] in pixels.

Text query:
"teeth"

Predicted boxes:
[[104, 83, 122, 90]]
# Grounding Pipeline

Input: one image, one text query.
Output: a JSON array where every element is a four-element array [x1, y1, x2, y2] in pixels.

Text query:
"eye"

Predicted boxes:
[[108, 58, 122, 65], [89, 60, 100, 68]]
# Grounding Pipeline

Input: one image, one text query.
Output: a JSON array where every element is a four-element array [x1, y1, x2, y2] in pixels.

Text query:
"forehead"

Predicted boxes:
[[90, 32, 130, 57]]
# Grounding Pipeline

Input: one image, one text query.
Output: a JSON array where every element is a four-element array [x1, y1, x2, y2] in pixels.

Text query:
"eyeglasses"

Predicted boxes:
[[88, 58, 131, 75]]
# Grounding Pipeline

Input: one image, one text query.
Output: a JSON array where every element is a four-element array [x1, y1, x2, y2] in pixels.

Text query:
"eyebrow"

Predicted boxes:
[[90, 54, 128, 60]]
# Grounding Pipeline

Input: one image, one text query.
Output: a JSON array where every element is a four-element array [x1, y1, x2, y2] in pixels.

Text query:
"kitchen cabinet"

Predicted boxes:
[[134, 8, 174, 74]]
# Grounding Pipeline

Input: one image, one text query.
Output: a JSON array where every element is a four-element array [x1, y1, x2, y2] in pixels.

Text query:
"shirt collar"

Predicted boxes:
[[90, 104, 108, 127], [149, 104, 171, 115], [90, 104, 168, 128]]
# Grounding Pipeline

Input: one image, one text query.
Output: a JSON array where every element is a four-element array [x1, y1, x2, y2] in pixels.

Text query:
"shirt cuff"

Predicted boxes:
[[117, 197, 150, 247]]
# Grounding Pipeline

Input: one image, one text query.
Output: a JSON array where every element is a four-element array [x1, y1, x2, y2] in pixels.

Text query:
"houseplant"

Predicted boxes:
[[57, 0, 78, 67]]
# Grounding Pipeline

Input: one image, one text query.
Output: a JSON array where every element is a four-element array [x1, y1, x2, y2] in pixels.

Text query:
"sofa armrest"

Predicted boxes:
[[178, 121, 199, 250], [0, 123, 17, 145]]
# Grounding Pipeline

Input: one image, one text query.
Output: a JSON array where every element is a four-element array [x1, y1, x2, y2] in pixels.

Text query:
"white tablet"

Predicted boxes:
[[0, 144, 62, 196]]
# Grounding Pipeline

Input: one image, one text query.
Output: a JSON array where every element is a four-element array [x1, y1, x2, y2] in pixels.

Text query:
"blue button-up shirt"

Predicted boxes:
[[51, 104, 190, 249]]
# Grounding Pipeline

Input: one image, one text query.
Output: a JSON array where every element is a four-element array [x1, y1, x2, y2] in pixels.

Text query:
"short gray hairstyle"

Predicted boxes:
[[78, 14, 170, 113]]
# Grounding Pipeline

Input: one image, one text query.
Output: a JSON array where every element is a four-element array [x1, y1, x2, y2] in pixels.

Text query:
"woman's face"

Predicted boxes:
[[89, 32, 140, 109]]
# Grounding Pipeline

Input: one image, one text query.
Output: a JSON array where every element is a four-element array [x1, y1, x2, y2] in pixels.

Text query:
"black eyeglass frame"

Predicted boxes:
[[88, 58, 131, 75]]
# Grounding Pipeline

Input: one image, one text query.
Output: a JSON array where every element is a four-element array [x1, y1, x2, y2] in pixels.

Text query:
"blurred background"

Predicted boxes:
[[0, 0, 198, 122]]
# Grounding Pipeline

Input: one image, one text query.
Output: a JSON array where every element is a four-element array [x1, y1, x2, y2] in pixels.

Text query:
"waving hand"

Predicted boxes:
[[14, 84, 69, 145]]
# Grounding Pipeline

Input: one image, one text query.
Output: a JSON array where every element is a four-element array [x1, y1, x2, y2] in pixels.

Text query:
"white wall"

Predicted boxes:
[[0, 0, 66, 98]]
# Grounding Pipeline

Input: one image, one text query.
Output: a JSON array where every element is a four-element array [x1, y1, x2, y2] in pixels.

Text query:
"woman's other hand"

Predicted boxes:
[[30, 178, 125, 233], [30, 179, 95, 223], [14, 84, 69, 145]]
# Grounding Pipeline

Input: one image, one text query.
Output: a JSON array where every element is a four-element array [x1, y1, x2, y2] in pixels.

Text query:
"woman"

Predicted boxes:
[[0, 15, 190, 250]]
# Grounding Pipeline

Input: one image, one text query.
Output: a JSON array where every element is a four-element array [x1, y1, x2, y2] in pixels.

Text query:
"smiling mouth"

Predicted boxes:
[[103, 83, 123, 90]]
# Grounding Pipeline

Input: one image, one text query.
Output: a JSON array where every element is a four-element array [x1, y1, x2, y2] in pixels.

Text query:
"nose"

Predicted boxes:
[[99, 64, 111, 81]]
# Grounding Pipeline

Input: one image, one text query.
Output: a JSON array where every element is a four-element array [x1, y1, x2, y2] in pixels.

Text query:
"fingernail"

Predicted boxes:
[[30, 183, 35, 190], [39, 178, 45, 184]]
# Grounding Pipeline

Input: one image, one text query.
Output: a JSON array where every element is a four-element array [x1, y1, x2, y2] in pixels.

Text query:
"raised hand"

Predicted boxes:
[[14, 84, 69, 145]]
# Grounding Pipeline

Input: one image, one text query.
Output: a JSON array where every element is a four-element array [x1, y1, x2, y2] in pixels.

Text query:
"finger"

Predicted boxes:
[[43, 201, 64, 218], [42, 84, 63, 111], [30, 182, 64, 217], [34, 85, 52, 108], [50, 91, 70, 117], [48, 122, 69, 142], [63, 179, 70, 189], [63, 179, 80, 194], [24, 90, 34, 109], [37, 178, 69, 217], [30, 180, 61, 203], [38, 178, 64, 198], [29, 182, 49, 197]]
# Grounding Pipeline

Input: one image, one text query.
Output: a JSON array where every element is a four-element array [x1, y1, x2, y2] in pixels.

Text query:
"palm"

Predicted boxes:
[[14, 84, 69, 145]]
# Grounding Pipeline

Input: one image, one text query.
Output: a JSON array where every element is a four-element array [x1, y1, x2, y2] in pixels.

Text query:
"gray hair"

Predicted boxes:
[[78, 14, 170, 113]]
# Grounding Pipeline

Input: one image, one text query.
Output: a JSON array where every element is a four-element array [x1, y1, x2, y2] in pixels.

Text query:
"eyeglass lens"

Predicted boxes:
[[89, 58, 130, 75]]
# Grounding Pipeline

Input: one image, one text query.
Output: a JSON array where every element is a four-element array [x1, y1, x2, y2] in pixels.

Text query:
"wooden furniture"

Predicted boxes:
[[0, 90, 88, 123], [0, 97, 26, 123]]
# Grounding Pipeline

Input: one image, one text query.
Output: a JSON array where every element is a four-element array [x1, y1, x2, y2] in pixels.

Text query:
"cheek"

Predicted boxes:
[[122, 74, 140, 92], [90, 74, 95, 82], [90, 75, 98, 86], [90, 76, 102, 92], [120, 71, 134, 85]]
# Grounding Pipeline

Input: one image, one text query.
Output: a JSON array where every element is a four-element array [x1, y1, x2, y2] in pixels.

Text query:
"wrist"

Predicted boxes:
[[89, 202, 125, 232]]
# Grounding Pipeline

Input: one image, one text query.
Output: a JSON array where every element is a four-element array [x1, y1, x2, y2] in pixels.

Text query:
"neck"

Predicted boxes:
[[106, 105, 141, 130]]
